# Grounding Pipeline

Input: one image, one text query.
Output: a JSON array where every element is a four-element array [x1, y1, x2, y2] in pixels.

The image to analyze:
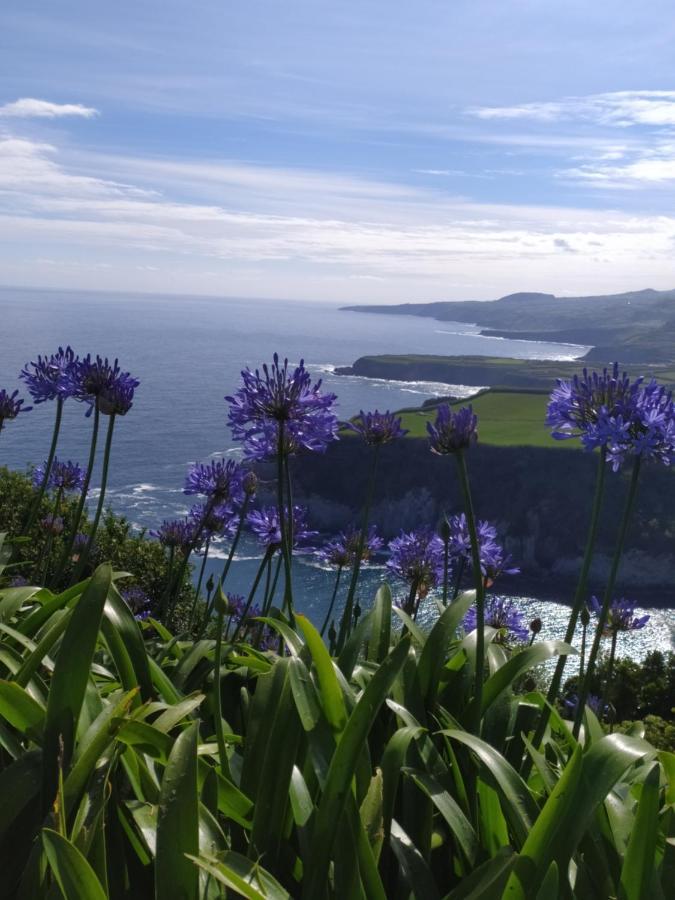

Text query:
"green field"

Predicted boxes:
[[398, 389, 577, 448]]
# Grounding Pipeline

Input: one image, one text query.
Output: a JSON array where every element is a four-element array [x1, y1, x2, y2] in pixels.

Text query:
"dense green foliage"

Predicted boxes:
[[0, 565, 672, 898]]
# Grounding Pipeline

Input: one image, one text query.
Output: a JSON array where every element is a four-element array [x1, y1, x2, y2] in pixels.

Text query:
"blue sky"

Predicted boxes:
[[2, 0, 675, 301]]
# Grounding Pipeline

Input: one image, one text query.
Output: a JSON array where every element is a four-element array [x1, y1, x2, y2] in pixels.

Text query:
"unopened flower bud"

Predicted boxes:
[[242, 471, 258, 496], [529, 617, 542, 635], [580, 605, 591, 627]]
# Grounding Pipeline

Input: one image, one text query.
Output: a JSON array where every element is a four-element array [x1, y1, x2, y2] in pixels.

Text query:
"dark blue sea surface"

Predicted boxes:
[[1, 286, 672, 656]]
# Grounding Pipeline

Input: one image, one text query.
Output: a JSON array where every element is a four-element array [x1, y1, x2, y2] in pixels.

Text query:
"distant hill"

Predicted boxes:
[[342, 288, 675, 363]]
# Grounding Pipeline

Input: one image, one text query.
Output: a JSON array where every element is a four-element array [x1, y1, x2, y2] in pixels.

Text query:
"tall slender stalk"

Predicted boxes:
[[157, 545, 176, 622], [39, 486, 64, 584], [573, 457, 641, 738], [320, 565, 343, 637], [213, 590, 231, 777], [53, 405, 100, 584], [276, 423, 294, 617], [219, 496, 250, 588], [72, 413, 116, 581], [261, 553, 283, 617], [455, 451, 485, 734], [231, 549, 272, 643], [24, 397, 63, 533], [188, 538, 211, 630], [337, 446, 380, 651], [522, 448, 607, 773]]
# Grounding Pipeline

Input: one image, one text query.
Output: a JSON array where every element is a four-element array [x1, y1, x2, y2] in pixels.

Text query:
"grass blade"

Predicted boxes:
[[42, 828, 107, 900]]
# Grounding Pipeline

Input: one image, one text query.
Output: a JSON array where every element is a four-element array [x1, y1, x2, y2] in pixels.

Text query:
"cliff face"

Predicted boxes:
[[287, 440, 675, 602]]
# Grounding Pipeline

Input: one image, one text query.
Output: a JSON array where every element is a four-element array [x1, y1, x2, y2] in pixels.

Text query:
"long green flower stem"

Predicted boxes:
[[336, 446, 380, 651], [320, 565, 343, 636], [24, 397, 63, 533], [213, 591, 231, 777], [188, 538, 211, 629], [579, 621, 588, 681], [455, 451, 485, 734], [231, 549, 273, 643], [72, 413, 116, 583], [39, 486, 64, 584], [157, 546, 176, 622], [53, 405, 100, 585], [522, 448, 607, 775], [262, 553, 282, 616], [276, 424, 294, 618], [602, 630, 619, 731], [219, 496, 251, 588], [451, 558, 466, 602], [574, 456, 641, 738]]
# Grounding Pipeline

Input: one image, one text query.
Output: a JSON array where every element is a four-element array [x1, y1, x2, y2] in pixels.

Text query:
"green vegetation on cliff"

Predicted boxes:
[[398, 389, 571, 448]]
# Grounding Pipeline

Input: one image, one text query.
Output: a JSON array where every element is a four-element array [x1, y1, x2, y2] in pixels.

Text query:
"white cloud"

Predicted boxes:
[[469, 90, 675, 128], [0, 98, 98, 119], [1, 132, 675, 300]]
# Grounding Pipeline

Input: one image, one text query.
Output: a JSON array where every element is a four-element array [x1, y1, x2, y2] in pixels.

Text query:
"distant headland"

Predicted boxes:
[[342, 287, 675, 364]]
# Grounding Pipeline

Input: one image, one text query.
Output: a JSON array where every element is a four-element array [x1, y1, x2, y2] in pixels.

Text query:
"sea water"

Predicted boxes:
[[1, 286, 671, 656]]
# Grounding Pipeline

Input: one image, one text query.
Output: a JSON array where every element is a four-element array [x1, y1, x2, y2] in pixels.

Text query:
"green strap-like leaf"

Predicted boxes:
[[418, 591, 474, 706], [155, 721, 200, 900], [296, 614, 348, 733], [619, 762, 661, 900], [0, 679, 45, 739], [42, 828, 107, 900], [187, 852, 291, 899], [367, 583, 392, 664], [302, 637, 410, 899]]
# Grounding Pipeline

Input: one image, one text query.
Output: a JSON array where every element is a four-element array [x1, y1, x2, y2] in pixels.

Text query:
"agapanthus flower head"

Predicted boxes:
[[547, 363, 635, 441], [464, 596, 529, 644], [345, 409, 408, 446], [319, 525, 383, 568], [40, 515, 64, 536], [152, 518, 199, 553], [72, 532, 89, 555], [564, 693, 606, 719], [0, 389, 32, 423], [247, 505, 317, 552], [445, 513, 519, 583], [602, 379, 675, 471], [544, 362, 674, 470], [387, 528, 445, 598], [121, 585, 151, 617], [9, 575, 29, 587], [74, 355, 139, 416], [20, 346, 78, 404], [589, 595, 650, 635], [188, 502, 237, 539], [33, 457, 85, 493], [184, 459, 244, 504], [427, 404, 478, 454], [226, 353, 338, 459]]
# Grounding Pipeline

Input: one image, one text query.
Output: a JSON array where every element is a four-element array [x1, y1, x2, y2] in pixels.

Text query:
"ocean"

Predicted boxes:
[[1, 286, 672, 657]]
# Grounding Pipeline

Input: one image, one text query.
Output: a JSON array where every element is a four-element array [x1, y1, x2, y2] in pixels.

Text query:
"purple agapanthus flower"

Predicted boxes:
[[319, 525, 383, 568], [72, 532, 89, 554], [9, 575, 29, 587], [546, 363, 675, 470], [188, 502, 237, 539], [446, 513, 519, 582], [74, 355, 139, 417], [464, 596, 529, 644], [20, 347, 78, 404], [564, 693, 606, 719], [226, 595, 276, 649], [0, 389, 32, 425], [226, 353, 338, 460], [40, 515, 64, 536], [345, 410, 408, 446], [589, 596, 650, 635], [152, 518, 200, 553], [247, 505, 317, 552], [387, 528, 445, 598], [32, 457, 85, 493], [184, 459, 244, 505], [427, 404, 478, 454], [122, 585, 152, 617]]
